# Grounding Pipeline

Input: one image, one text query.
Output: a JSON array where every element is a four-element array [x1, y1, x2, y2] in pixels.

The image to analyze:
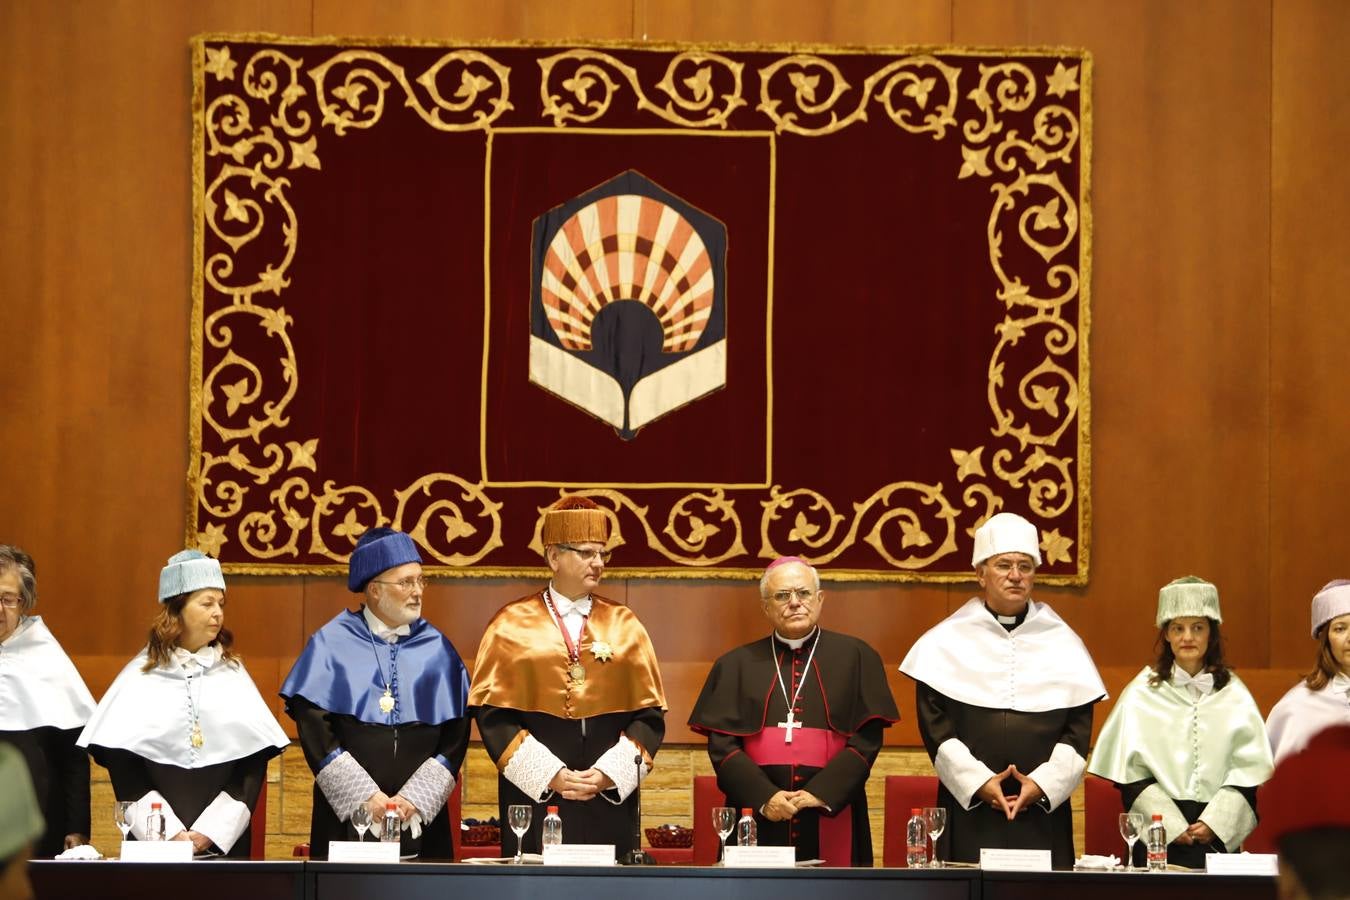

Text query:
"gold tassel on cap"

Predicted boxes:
[[541, 497, 609, 546]]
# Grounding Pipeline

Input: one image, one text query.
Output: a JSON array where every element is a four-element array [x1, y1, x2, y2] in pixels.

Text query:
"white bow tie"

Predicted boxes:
[[372, 622, 411, 643], [173, 645, 219, 670], [1332, 673, 1350, 703], [553, 596, 592, 618], [1173, 669, 1214, 697]]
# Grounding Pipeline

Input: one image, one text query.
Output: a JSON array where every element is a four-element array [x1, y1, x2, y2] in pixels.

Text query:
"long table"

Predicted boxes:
[[29, 860, 1276, 900]]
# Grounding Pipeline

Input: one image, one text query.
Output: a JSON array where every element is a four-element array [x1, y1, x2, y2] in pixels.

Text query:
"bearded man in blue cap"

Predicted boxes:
[[281, 527, 470, 860]]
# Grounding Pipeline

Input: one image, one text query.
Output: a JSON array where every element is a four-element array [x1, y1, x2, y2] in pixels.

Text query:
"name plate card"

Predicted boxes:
[[120, 840, 194, 862], [980, 848, 1053, 871], [723, 846, 798, 868], [328, 840, 401, 863], [1206, 853, 1279, 876], [542, 844, 616, 866]]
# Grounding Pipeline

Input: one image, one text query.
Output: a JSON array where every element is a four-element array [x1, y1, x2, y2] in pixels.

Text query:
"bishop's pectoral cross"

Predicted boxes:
[[777, 711, 803, 743]]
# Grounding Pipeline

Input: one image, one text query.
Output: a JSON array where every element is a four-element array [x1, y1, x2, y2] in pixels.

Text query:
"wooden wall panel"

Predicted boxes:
[[1, 1, 1345, 753], [1269, 0, 1350, 670]]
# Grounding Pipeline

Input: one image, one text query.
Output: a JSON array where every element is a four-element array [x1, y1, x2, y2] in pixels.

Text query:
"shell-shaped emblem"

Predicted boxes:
[[540, 194, 714, 353]]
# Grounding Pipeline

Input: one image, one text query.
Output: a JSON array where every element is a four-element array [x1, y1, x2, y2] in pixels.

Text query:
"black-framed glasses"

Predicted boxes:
[[557, 544, 612, 564], [0, 593, 20, 609], [768, 587, 817, 604], [370, 576, 427, 593]]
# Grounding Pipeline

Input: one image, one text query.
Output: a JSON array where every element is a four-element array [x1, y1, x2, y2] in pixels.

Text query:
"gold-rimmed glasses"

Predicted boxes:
[[369, 576, 427, 593], [767, 588, 817, 605], [556, 544, 613, 564]]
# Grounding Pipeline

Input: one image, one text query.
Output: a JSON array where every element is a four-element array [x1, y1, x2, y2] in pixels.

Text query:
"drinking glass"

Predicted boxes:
[[711, 806, 736, 863], [351, 805, 372, 842], [923, 807, 947, 868], [507, 804, 532, 864], [1118, 812, 1145, 870], [113, 800, 135, 841]]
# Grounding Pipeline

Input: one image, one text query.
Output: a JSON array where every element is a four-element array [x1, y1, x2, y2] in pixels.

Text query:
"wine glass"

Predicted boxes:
[[351, 805, 372, 842], [1118, 812, 1145, 870], [113, 800, 135, 843], [507, 804, 532, 864], [711, 806, 735, 863], [924, 807, 947, 868]]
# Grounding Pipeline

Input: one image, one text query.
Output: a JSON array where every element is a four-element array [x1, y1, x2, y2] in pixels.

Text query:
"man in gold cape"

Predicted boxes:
[[468, 497, 666, 858]]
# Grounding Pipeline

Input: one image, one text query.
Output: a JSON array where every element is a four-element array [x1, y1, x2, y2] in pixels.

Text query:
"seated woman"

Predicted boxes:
[[1266, 580, 1350, 764], [78, 550, 288, 858], [1087, 576, 1274, 868], [0, 545, 96, 858]]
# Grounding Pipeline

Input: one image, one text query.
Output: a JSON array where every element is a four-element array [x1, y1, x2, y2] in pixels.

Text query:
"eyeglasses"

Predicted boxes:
[[370, 576, 427, 593], [0, 593, 20, 609], [767, 587, 817, 604], [989, 559, 1036, 576], [557, 544, 612, 564]]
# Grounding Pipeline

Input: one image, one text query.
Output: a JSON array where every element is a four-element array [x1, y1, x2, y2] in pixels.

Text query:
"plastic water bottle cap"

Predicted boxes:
[[911, 808, 923, 815], [387, 802, 398, 811], [547, 806, 559, 814], [741, 808, 752, 816], [1151, 813, 1162, 820], [151, 802, 162, 809]]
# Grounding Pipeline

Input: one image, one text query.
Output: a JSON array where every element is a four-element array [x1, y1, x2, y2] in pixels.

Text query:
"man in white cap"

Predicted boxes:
[[0, 742, 44, 900], [899, 512, 1106, 868]]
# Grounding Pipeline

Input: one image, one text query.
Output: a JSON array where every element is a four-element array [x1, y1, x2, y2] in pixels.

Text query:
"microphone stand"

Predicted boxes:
[[623, 754, 654, 865]]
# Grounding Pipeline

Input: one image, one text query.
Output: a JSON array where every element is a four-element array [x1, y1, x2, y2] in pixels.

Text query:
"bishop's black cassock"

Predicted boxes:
[[689, 628, 898, 866]]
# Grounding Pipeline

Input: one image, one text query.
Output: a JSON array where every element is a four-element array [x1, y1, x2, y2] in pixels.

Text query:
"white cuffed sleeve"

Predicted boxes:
[[592, 736, 648, 804], [397, 757, 455, 822], [1026, 742, 1086, 812], [190, 791, 251, 854], [128, 791, 187, 842], [934, 738, 996, 810], [314, 750, 379, 823], [1200, 786, 1258, 850], [501, 734, 565, 801], [1130, 783, 1189, 846]]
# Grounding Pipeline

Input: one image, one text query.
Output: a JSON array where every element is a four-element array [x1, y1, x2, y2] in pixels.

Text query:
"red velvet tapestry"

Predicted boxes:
[[188, 36, 1092, 583]]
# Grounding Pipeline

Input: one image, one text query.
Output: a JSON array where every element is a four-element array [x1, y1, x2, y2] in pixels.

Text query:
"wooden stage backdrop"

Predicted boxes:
[[2, 0, 1349, 858]]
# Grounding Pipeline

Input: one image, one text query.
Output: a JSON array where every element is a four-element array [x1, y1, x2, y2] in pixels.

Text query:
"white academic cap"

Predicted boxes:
[[1155, 576, 1223, 627], [971, 512, 1042, 566], [0, 743, 45, 860], [1311, 579, 1350, 639]]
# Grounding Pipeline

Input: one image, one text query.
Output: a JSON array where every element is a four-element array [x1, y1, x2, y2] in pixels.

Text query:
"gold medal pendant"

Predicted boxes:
[[569, 662, 586, 684], [379, 689, 396, 714], [190, 724, 204, 748]]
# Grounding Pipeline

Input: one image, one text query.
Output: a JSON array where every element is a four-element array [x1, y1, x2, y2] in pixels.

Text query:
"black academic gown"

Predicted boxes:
[[476, 707, 665, 859], [287, 696, 470, 861], [93, 746, 272, 859], [688, 630, 899, 866], [0, 726, 90, 858], [915, 681, 1093, 870]]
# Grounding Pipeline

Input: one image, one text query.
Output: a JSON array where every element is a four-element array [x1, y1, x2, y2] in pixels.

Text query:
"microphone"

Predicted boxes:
[[624, 753, 654, 865]]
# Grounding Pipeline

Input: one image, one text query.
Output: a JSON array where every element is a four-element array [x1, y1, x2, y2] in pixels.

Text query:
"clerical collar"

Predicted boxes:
[[362, 605, 411, 643], [773, 628, 819, 651], [985, 603, 1028, 631]]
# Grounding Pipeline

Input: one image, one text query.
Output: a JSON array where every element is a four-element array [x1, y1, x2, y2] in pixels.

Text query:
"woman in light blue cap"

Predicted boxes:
[[77, 551, 288, 858]]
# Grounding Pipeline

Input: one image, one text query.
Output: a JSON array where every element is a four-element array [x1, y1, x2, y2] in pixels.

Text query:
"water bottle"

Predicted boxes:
[[542, 805, 563, 847], [737, 807, 757, 847], [1146, 813, 1167, 870], [906, 807, 928, 868], [145, 801, 166, 841], [380, 801, 401, 843]]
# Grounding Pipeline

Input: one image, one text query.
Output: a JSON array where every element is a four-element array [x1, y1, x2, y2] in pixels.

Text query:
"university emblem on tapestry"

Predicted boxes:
[[529, 171, 728, 439], [189, 36, 1093, 582]]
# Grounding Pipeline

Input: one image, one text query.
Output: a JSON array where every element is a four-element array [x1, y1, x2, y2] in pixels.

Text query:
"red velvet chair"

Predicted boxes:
[[250, 780, 267, 859], [1083, 774, 1123, 858], [692, 774, 728, 865], [881, 775, 939, 867]]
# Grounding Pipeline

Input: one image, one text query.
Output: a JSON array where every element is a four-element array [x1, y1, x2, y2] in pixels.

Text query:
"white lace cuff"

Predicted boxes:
[[315, 750, 379, 823], [1026, 742, 1085, 812], [592, 736, 648, 803], [190, 792, 251, 854], [398, 758, 455, 822], [502, 734, 565, 801], [935, 738, 996, 810], [128, 790, 186, 841], [1131, 783, 1189, 845], [1201, 786, 1257, 850]]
